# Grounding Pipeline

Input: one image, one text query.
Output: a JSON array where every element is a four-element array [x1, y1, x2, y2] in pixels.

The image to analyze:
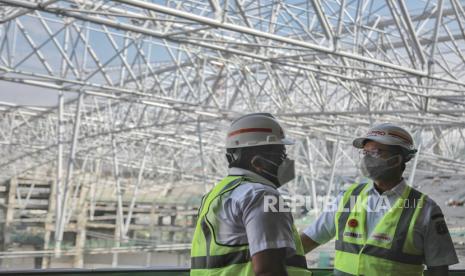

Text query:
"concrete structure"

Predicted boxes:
[[0, 173, 196, 268]]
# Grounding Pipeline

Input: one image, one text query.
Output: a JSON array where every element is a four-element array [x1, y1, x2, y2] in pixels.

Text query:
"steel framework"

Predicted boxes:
[[0, 0, 464, 268]]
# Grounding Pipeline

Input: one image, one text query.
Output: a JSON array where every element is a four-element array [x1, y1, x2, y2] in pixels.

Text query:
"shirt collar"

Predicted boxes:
[[228, 167, 277, 188], [367, 178, 407, 197]]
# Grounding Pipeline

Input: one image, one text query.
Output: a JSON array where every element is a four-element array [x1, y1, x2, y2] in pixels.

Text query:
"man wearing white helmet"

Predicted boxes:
[[190, 113, 311, 276], [300, 123, 458, 276]]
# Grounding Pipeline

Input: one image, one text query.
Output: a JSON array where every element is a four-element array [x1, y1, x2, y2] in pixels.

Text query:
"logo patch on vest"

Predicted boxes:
[[344, 231, 362, 239], [347, 218, 358, 228], [371, 233, 392, 243]]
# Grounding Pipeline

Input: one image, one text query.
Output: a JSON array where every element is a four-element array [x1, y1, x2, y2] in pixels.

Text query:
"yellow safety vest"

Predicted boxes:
[[334, 181, 426, 276], [190, 175, 312, 276]]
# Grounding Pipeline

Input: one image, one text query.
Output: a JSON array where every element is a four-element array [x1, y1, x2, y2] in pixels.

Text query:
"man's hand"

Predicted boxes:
[[425, 265, 448, 276], [300, 233, 320, 254], [251, 248, 288, 276]]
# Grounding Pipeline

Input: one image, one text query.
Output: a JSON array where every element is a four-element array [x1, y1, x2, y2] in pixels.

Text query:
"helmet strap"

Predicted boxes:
[[226, 148, 242, 165], [250, 155, 280, 186]]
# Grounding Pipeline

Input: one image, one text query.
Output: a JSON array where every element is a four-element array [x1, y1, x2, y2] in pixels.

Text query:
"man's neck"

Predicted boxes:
[[240, 164, 279, 187], [374, 178, 403, 194], [233, 166, 279, 188]]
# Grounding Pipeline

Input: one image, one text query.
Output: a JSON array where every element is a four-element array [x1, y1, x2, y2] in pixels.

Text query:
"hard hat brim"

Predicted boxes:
[[353, 136, 400, 148], [226, 137, 295, 149], [281, 137, 295, 145]]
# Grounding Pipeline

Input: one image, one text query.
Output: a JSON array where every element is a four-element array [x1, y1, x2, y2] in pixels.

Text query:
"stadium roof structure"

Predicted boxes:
[[0, 0, 464, 255]]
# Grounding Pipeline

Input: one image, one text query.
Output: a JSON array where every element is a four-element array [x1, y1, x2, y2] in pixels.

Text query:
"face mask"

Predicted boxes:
[[252, 156, 295, 186], [360, 155, 402, 181], [276, 158, 295, 185]]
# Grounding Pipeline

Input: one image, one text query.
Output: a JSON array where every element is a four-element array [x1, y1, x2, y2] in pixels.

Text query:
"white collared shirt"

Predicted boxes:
[[213, 167, 297, 257], [303, 179, 459, 267]]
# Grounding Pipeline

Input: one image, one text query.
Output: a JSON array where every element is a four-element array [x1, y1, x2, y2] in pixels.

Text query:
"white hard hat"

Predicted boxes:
[[353, 123, 417, 161], [226, 113, 294, 149]]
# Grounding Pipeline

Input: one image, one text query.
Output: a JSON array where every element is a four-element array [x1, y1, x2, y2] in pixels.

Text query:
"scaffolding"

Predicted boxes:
[[0, 0, 464, 268]]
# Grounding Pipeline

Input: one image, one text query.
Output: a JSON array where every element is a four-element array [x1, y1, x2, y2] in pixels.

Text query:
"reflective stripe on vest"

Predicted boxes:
[[334, 269, 355, 276], [191, 248, 307, 269], [334, 182, 425, 275], [190, 176, 311, 275]]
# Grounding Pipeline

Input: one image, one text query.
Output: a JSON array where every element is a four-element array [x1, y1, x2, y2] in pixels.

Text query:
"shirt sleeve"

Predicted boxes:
[[302, 193, 341, 245], [238, 186, 296, 257], [422, 200, 459, 267]]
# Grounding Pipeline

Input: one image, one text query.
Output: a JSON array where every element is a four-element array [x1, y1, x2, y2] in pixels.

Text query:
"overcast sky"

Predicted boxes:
[[0, 81, 77, 107]]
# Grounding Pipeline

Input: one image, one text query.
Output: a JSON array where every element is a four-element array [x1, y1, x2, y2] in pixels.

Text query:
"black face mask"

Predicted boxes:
[[250, 155, 295, 187], [360, 154, 402, 181]]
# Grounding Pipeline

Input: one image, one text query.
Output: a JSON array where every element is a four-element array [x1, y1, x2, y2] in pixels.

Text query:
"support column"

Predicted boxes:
[[56, 92, 84, 254], [0, 207, 4, 268], [73, 183, 89, 268], [112, 209, 120, 268], [42, 180, 57, 268], [146, 202, 157, 266], [1, 177, 18, 269], [145, 251, 152, 266]]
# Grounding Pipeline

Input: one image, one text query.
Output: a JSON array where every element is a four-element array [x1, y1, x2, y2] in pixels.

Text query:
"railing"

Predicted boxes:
[[0, 268, 464, 276]]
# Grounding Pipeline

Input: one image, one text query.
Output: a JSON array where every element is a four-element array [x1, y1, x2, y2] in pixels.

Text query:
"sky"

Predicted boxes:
[[0, 81, 75, 107]]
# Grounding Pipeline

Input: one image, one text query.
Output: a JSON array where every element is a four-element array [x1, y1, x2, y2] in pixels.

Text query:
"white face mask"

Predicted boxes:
[[252, 156, 296, 186]]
